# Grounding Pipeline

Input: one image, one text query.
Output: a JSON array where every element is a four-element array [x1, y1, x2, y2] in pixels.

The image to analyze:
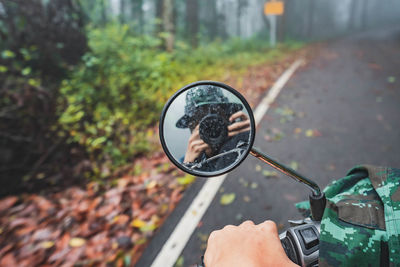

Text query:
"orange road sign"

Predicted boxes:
[[264, 1, 284, 15]]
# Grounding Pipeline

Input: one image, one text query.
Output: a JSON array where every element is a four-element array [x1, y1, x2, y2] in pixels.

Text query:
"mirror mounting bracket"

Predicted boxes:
[[250, 147, 326, 221]]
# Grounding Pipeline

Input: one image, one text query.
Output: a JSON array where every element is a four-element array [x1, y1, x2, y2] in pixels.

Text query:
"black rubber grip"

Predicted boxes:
[[309, 192, 326, 221], [281, 236, 299, 264]]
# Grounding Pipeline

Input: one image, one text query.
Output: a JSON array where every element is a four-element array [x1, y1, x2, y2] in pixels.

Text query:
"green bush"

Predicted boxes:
[[59, 23, 300, 178]]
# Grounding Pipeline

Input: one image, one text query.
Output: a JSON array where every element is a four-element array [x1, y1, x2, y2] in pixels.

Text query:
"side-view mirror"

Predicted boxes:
[[159, 81, 256, 177], [160, 80, 326, 221]]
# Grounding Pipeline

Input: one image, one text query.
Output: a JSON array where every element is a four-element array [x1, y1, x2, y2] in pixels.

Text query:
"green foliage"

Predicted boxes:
[[59, 23, 300, 179], [0, 0, 88, 194]]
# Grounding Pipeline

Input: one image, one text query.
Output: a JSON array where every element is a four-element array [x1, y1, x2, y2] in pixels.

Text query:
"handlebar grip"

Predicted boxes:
[[281, 236, 299, 265]]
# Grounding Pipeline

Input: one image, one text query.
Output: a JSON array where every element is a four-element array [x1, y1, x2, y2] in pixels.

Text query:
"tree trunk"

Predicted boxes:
[[348, 0, 357, 31], [163, 0, 174, 51], [361, 0, 369, 30], [205, 0, 217, 40], [132, 0, 144, 33], [277, 0, 286, 42], [307, 0, 314, 39], [185, 0, 198, 47], [155, 0, 163, 34], [120, 0, 125, 23], [100, 0, 107, 25], [237, 0, 247, 37]]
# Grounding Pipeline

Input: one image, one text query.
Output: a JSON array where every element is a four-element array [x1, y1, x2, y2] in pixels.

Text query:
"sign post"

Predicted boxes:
[[264, 1, 284, 47]]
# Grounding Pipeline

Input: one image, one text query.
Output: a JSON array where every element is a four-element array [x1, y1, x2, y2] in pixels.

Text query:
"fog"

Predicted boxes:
[[107, 0, 400, 41]]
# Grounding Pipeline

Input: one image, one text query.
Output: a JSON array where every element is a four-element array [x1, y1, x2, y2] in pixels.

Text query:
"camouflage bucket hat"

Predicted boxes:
[[176, 85, 243, 128]]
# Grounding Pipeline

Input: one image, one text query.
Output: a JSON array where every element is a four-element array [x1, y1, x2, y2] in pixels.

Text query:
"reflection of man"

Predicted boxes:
[[176, 85, 251, 171]]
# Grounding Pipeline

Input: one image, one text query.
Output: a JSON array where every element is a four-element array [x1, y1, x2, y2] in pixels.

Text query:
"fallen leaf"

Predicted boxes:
[[117, 177, 130, 189], [131, 219, 147, 228], [220, 193, 236, 205], [113, 214, 130, 225], [243, 196, 251, 202], [40, 241, 55, 249], [368, 63, 382, 70], [305, 129, 314, 137], [273, 132, 284, 141], [146, 180, 157, 189], [297, 112, 305, 118], [175, 256, 184, 267], [139, 222, 157, 232], [69, 237, 86, 247], [250, 182, 258, 189], [36, 173, 45, 179], [305, 129, 321, 137], [313, 129, 322, 137], [33, 228, 52, 241], [262, 170, 279, 178], [294, 128, 302, 134], [275, 106, 295, 124], [0, 196, 18, 212], [255, 165, 262, 172], [235, 213, 243, 220], [264, 134, 272, 141], [289, 161, 299, 171], [239, 177, 249, 187], [124, 254, 132, 266], [0, 253, 17, 266], [283, 193, 298, 202], [326, 164, 336, 171], [134, 237, 147, 245], [197, 233, 209, 242], [387, 76, 396, 83], [176, 174, 195, 185]]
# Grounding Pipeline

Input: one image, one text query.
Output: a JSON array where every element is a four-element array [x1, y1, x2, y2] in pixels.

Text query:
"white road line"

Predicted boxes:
[[150, 58, 304, 267]]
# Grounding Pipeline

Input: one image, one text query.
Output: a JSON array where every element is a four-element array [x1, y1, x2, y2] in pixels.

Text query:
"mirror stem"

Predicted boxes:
[[250, 147, 321, 197]]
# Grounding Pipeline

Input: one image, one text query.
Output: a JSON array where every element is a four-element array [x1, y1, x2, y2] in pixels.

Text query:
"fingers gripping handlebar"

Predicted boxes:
[[197, 220, 320, 267]]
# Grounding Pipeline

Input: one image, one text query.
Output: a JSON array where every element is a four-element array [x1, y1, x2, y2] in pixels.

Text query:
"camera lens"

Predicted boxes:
[[199, 114, 228, 147]]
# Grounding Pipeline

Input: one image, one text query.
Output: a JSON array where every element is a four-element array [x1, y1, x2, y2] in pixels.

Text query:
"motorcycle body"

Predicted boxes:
[[159, 81, 326, 267]]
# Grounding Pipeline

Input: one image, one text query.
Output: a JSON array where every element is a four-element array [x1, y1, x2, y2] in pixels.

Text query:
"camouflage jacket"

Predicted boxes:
[[318, 165, 400, 266]]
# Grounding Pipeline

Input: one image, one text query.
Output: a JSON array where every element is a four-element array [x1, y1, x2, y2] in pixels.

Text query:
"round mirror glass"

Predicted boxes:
[[159, 81, 255, 177]]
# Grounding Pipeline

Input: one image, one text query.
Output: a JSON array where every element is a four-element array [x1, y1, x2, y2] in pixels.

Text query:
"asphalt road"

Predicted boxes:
[[137, 27, 400, 267]]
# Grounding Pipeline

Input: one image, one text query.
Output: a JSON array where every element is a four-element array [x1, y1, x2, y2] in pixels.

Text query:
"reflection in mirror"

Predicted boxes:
[[162, 83, 254, 176]]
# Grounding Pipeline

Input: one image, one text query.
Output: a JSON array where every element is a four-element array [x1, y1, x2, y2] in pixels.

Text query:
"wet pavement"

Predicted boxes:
[[137, 27, 400, 267]]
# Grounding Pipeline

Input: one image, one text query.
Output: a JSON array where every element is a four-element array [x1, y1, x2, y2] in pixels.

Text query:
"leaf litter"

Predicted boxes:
[[0, 152, 186, 266]]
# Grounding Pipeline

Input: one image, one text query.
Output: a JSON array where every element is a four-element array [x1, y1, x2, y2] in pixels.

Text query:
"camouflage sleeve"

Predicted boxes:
[[319, 165, 400, 267]]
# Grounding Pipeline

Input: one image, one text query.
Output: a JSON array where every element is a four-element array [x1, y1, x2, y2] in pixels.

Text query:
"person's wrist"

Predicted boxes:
[[206, 257, 258, 267]]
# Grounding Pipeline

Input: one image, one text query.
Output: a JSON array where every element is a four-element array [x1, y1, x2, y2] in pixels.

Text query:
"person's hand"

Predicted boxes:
[[228, 111, 251, 137], [184, 125, 211, 163], [204, 220, 298, 267]]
